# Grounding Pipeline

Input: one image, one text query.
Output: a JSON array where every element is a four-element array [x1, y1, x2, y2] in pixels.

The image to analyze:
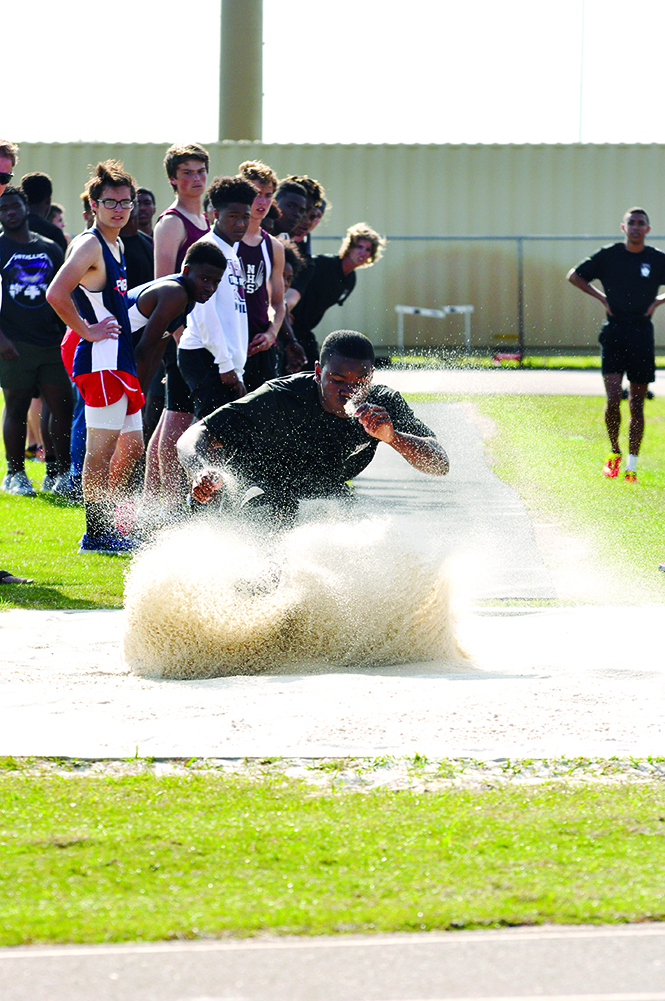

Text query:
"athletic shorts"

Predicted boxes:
[[177, 347, 237, 421], [0, 339, 71, 393], [164, 360, 194, 414], [599, 317, 655, 384], [61, 328, 144, 414], [85, 395, 143, 433]]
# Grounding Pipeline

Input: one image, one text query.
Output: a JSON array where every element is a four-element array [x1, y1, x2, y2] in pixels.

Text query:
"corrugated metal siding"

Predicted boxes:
[[13, 142, 665, 351]]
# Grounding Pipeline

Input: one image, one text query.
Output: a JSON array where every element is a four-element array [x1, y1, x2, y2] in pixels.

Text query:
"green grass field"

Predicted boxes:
[[2, 392, 665, 943], [3, 392, 663, 609], [473, 394, 665, 600], [2, 770, 665, 945]]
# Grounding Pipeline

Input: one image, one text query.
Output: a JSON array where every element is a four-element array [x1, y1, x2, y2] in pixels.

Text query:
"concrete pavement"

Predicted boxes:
[[2, 923, 665, 1001]]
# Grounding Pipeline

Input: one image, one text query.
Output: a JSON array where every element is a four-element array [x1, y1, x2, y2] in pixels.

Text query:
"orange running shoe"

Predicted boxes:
[[603, 453, 621, 478], [624, 470, 637, 483]]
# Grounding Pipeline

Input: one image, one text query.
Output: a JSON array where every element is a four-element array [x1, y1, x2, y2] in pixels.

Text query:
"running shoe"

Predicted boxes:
[[53, 473, 83, 504], [40, 473, 57, 493], [603, 453, 621, 478], [78, 531, 138, 556], [7, 471, 36, 496], [0, 472, 12, 492], [624, 470, 637, 483]]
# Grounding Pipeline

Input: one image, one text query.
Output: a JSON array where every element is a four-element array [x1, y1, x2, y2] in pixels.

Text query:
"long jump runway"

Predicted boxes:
[[0, 398, 663, 760]]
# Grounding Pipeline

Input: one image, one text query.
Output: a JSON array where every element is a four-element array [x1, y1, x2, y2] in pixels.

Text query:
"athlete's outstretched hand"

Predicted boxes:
[[83, 316, 121, 342], [191, 469, 224, 504], [354, 403, 396, 443]]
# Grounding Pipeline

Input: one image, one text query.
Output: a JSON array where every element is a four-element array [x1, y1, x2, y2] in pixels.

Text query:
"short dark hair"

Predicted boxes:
[[207, 175, 257, 210], [85, 160, 137, 201], [0, 140, 19, 166], [281, 239, 305, 278], [47, 202, 65, 221], [137, 187, 156, 205], [183, 240, 228, 271], [20, 171, 52, 204], [0, 185, 27, 205], [275, 179, 307, 202], [625, 206, 649, 224], [320, 331, 375, 367], [164, 143, 209, 181]]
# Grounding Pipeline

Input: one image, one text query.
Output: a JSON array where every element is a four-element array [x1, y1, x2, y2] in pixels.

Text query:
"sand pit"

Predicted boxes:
[[123, 512, 464, 679]]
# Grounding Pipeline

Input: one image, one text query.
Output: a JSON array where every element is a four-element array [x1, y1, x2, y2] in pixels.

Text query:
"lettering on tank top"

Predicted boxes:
[[227, 258, 247, 313]]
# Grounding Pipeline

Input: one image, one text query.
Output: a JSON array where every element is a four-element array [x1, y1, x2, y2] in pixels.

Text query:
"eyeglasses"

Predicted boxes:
[[0, 172, 13, 185], [97, 198, 134, 210]]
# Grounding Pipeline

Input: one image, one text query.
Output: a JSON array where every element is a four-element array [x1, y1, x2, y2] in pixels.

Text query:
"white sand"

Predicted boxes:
[[1, 603, 663, 759]]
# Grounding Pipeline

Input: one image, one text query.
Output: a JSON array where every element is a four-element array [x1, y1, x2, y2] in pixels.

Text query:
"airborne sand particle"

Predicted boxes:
[[123, 508, 464, 680]]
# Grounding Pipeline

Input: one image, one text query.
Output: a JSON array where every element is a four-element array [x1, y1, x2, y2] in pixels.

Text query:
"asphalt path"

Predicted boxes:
[[2, 924, 665, 1001]]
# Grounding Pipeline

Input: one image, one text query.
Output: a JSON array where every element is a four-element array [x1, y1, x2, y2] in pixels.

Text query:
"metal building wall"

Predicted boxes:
[[14, 142, 665, 352]]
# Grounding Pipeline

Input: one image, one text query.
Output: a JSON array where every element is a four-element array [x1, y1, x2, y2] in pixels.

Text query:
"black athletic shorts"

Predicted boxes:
[[177, 347, 237, 420], [164, 360, 194, 413], [599, 317, 655, 384]]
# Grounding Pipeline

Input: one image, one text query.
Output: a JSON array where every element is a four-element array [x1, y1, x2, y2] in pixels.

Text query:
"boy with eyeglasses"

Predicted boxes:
[[47, 160, 145, 555]]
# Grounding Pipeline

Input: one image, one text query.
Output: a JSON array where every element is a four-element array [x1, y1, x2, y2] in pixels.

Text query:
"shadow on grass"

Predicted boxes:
[[0, 585, 105, 611]]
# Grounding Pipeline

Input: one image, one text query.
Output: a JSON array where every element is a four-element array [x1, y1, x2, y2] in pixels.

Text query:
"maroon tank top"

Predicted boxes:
[[235, 230, 274, 336], [157, 208, 210, 269]]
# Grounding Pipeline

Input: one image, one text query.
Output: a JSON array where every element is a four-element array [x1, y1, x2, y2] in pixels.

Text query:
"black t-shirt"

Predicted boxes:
[[204, 372, 434, 501], [291, 255, 356, 334], [122, 232, 154, 290], [27, 213, 68, 255], [0, 232, 65, 346], [575, 243, 665, 321]]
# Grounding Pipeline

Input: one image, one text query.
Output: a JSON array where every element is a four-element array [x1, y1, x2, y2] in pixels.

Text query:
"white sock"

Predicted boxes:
[[626, 454, 638, 472]]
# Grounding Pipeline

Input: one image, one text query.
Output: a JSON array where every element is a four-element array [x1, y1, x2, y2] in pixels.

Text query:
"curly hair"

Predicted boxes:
[[338, 222, 386, 268], [207, 175, 259, 210]]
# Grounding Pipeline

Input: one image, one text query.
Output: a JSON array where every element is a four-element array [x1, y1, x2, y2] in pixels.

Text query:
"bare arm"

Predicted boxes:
[[247, 238, 286, 356], [355, 403, 449, 476], [566, 268, 612, 314], [46, 234, 121, 341], [177, 421, 227, 503], [133, 286, 189, 391], [153, 213, 185, 277]]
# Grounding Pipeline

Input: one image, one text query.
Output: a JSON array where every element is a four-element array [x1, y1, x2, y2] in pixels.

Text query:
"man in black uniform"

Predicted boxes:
[[177, 330, 448, 523], [567, 207, 665, 483], [287, 223, 386, 369]]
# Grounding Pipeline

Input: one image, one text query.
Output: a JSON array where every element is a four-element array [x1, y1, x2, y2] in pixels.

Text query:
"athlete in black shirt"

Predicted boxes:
[[177, 330, 448, 523], [567, 207, 665, 482]]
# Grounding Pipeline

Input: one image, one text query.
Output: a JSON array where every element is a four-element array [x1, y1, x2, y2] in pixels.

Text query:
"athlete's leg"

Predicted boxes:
[[627, 382, 649, 456], [2, 386, 33, 474], [40, 381, 73, 475], [83, 426, 122, 502], [143, 408, 165, 504], [158, 409, 193, 511], [109, 427, 144, 501], [602, 373, 623, 453]]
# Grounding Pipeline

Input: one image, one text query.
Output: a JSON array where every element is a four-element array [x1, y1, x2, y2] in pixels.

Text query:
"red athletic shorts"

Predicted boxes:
[[61, 328, 144, 415]]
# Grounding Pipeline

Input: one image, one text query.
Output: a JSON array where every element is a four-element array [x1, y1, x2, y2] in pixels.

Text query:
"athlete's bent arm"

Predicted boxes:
[[177, 421, 227, 503], [566, 269, 612, 314], [355, 404, 449, 475], [46, 236, 121, 342]]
